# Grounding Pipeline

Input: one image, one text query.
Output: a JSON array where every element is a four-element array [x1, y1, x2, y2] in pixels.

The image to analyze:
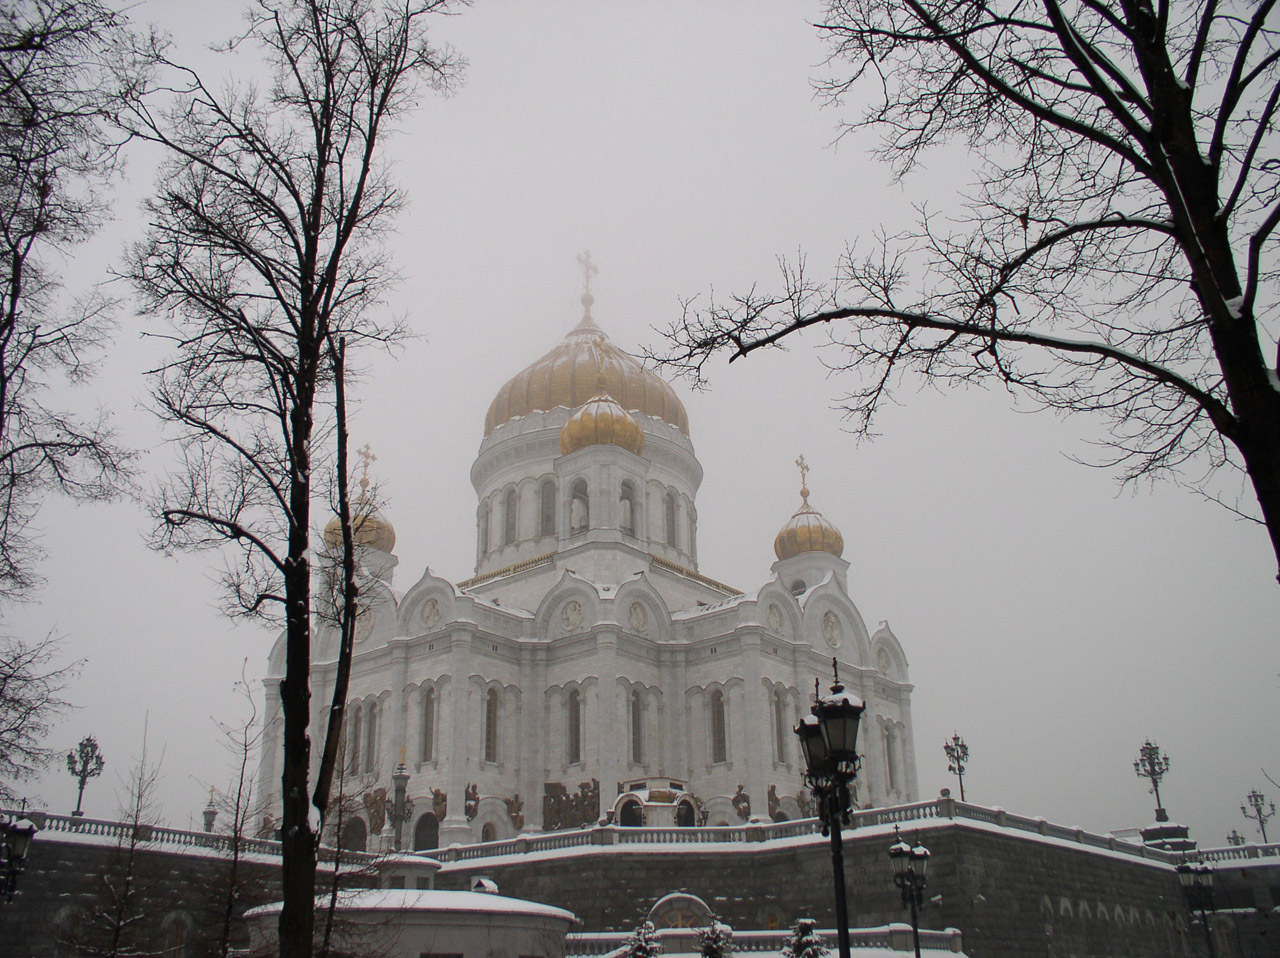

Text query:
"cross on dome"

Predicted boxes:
[[357, 443, 377, 492], [577, 250, 598, 295], [795, 454, 810, 501]]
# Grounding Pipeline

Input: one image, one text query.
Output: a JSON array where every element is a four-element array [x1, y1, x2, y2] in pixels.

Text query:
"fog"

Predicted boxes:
[[7, 1, 1278, 849]]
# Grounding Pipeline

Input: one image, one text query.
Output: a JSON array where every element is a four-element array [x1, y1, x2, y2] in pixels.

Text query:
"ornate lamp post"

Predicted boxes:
[[1241, 789, 1275, 843], [888, 827, 930, 958], [1133, 740, 1172, 820], [943, 733, 968, 802], [1176, 860, 1217, 958], [1, 812, 40, 903], [1226, 828, 1245, 847], [795, 659, 865, 958], [386, 761, 415, 851]]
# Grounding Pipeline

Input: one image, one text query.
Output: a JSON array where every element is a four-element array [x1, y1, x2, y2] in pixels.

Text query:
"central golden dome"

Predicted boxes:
[[485, 295, 689, 438]]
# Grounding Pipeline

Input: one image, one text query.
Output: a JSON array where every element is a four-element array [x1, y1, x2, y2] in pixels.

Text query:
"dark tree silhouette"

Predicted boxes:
[[120, 2, 462, 955], [0, 633, 75, 800], [659, 0, 1280, 582], [0, 0, 137, 599]]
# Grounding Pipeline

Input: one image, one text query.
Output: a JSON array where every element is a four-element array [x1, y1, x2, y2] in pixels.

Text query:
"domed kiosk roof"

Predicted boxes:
[[484, 294, 689, 438]]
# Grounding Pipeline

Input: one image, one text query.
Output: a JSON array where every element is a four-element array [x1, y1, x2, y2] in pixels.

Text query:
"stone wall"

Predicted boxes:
[[3, 836, 283, 958], [434, 820, 1212, 958]]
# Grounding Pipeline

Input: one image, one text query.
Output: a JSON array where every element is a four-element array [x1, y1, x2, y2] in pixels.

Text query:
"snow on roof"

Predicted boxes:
[[245, 888, 578, 922]]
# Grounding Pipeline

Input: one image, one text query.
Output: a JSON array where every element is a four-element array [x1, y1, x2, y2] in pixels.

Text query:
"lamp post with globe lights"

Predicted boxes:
[[386, 760, 415, 851], [1176, 860, 1217, 958], [794, 659, 865, 958], [1241, 789, 1275, 844], [888, 827, 930, 958], [943, 733, 968, 802], [1, 811, 39, 903]]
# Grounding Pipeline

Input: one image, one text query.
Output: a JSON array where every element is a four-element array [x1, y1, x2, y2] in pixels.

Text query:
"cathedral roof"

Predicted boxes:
[[323, 500, 397, 555], [773, 465, 844, 561], [559, 390, 646, 456], [484, 294, 689, 438]]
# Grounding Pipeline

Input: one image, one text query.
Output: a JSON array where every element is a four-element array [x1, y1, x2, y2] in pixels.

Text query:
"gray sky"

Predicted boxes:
[[9, 0, 1279, 847]]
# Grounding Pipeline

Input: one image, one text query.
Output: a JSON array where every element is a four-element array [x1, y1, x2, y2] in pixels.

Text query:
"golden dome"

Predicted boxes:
[[323, 499, 396, 554], [774, 486, 844, 561], [560, 392, 646, 456], [485, 295, 689, 438]]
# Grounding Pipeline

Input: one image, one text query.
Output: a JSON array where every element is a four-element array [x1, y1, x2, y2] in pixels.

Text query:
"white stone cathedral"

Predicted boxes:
[[255, 286, 918, 852]]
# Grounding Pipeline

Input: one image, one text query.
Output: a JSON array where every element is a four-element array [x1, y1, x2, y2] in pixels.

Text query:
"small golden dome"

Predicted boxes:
[[774, 460, 844, 560], [560, 392, 646, 456], [323, 502, 397, 555], [485, 297, 689, 437]]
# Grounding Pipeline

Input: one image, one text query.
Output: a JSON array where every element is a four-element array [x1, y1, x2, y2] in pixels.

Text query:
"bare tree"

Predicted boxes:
[[0, 0, 137, 599], [210, 666, 272, 958], [0, 632, 76, 801], [658, 0, 1280, 582], [120, 2, 461, 955]]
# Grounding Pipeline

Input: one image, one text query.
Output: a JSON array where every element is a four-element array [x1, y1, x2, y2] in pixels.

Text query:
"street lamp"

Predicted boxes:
[[1241, 789, 1275, 843], [386, 761, 415, 851], [1, 813, 40, 903], [1176, 860, 1216, 958], [888, 826, 930, 958], [943, 733, 968, 802], [795, 658, 865, 958]]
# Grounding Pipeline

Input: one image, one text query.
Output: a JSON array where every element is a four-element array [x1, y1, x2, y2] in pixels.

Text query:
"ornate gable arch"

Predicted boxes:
[[800, 577, 871, 667], [533, 571, 602, 639], [614, 574, 671, 640]]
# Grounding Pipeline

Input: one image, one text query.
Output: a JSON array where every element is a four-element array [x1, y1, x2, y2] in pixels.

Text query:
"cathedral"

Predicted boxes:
[[254, 280, 919, 852]]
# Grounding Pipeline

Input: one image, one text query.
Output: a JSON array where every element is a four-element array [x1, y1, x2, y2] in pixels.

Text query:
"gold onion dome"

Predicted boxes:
[[774, 462, 844, 560], [323, 446, 396, 553], [485, 294, 689, 438], [323, 500, 397, 555], [560, 391, 646, 456]]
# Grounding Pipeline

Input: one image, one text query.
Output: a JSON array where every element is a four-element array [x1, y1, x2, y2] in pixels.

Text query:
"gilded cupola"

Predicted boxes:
[[560, 388, 646, 456], [323, 445, 396, 555], [484, 293, 689, 438], [774, 455, 844, 560]]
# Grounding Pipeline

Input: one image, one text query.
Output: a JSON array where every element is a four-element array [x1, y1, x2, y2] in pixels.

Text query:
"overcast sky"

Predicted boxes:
[[8, 1, 1279, 848]]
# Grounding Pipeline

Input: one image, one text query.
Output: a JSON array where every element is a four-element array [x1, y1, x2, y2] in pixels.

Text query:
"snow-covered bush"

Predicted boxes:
[[696, 921, 733, 958], [780, 919, 828, 958], [623, 920, 662, 958]]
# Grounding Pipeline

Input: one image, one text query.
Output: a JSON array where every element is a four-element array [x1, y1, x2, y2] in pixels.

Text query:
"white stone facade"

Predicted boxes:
[[255, 302, 918, 851]]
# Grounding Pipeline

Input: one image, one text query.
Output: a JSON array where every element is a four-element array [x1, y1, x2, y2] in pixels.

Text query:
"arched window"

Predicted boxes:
[[676, 800, 696, 827], [484, 687, 499, 764], [570, 479, 589, 534], [619, 799, 643, 827], [364, 700, 378, 775], [710, 689, 727, 764], [619, 481, 637, 536], [890, 727, 901, 794], [421, 687, 435, 763], [773, 689, 788, 763], [481, 822, 497, 843], [413, 812, 439, 851], [478, 500, 490, 555], [630, 688, 644, 764], [540, 480, 557, 537], [340, 817, 367, 852], [347, 706, 362, 776], [664, 490, 678, 547], [503, 487, 518, 546], [567, 688, 582, 765]]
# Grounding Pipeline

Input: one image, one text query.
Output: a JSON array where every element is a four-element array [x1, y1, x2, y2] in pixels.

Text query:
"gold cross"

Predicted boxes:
[[357, 444, 376, 492], [577, 251, 598, 296], [795, 454, 809, 492]]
